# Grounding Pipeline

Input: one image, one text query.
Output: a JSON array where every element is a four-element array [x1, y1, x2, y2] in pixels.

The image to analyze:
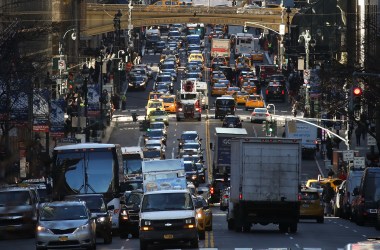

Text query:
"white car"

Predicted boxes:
[[237, 3, 262, 14], [250, 107, 272, 123]]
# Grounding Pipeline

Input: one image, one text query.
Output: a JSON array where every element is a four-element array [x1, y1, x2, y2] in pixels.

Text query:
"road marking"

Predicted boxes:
[[210, 230, 214, 248]]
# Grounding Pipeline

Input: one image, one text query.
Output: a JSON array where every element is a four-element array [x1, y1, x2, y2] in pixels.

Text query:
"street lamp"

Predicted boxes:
[[81, 65, 90, 142], [58, 28, 76, 96], [113, 9, 122, 48], [298, 30, 316, 117]]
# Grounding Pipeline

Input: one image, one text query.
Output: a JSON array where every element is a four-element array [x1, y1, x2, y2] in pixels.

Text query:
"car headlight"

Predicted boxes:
[[196, 212, 202, 219], [74, 223, 90, 233], [37, 225, 53, 234], [192, 175, 197, 180], [142, 220, 151, 226], [97, 216, 106, 223]]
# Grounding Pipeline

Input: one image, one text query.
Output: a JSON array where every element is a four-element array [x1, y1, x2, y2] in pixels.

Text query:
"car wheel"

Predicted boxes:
[[227, 219, 234, 230], [242, 223, 250, 232], [140, 240, 148, 250], [190, 238, 199, 248], [279, 223, 288, 232], [120, 231, 128, 239], [317, 216, 324, 223], [104, 231, 112, 244], [289, 223, 297, 233], [198, 230, 205, 240], [176, 116, 180, 121]]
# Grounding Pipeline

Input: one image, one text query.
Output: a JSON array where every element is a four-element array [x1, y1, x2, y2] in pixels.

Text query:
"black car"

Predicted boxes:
[[265, 82, 286, 102], [64, 194, 113, 244], [119, 190, 143, 238], [154, 40, 166, 54], [184, 160, 200, 187], [209, 178, 230, 204], [222, 115, 242, 128], [128, 74, 147, 91]]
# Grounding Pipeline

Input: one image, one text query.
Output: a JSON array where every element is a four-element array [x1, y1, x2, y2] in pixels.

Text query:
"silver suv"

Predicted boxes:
[[0, 186, 39, 236]]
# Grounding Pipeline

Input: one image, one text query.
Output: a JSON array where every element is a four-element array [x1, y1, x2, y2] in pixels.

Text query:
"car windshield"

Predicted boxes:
[[181, 133, 197, 141], [183, 156, 200, 163], [150, 110, 167, 116], [70, 196, 106, 212], [248, 96, 261, 101], [300, 192, 319, 200], [184, 163, 197, 172], [182, 144, 200, 150], [254, 108, 267, 113], [141, 193, 194, 212], [161, 64, 175, 70], [150, 123, 165, 130], [143, 150, 161, 158], [156, 75, 171, 82], [162, 97, 174, 103], [225, 116, 239, 122], [0, 190, 31, 206], [126, 193, 143, 206], [156, 85, 169, 91], [214, 83, 227, 88], [216, 99, 235, 107], [40, 205, 88, 221], [148, 102, 163, 108], [146, 130, 164, 137]]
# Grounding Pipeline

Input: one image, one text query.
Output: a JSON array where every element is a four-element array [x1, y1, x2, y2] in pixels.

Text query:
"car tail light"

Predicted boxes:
[[266, 113, 270, 116], [281, 90, 285, 95], [252, 112, 256, 116], [210, 187, 214, 194], [298, 194, 302, 200], [239, 193, 243, 200], [223, 195, 229, 198], [266, 90, 268, 95]]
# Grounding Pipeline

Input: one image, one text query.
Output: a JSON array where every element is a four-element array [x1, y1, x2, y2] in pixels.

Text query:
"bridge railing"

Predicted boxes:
[[86, 3, 288, 15]]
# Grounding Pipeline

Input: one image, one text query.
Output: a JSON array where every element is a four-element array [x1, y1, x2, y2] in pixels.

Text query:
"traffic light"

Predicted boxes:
[[262, 121, 268, 132], [352, 87, 362, 111]]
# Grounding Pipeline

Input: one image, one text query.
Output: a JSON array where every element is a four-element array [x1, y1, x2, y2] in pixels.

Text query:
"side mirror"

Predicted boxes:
[[108, 205, 115, 211]]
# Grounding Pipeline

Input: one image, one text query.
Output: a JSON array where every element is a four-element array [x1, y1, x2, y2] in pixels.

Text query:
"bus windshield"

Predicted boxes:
[[53, 150, 115, 195]]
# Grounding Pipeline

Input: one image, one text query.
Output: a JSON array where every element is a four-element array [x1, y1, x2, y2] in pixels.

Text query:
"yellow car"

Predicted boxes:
[[194, 195, 212, 240], [161, 94, 177, 113], [241, 81, 257, 94], [188, 53, 204, 64], [306, 177, 343, 193], [225, 86, 240, 96], [146, 99, 164, 116], [211, 83, 228, 96], [300, 188, 324, 223], [235, 91, 249, 105], [245, 94, 265, 110]]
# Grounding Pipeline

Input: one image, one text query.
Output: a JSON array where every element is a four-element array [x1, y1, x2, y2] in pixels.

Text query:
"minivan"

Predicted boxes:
[[338, 169, 364, 219], [351, 167, 380, 226]]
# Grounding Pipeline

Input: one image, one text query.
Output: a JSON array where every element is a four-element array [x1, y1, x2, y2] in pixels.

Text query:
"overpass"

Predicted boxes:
[[83, 3, 298, 36]]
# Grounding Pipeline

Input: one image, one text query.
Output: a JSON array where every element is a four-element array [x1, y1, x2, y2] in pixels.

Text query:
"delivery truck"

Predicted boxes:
[[227, 137, 301, 233], [212, 127, 248, 178], [210, 38, 231, 62], [285, 120, 319, 158]]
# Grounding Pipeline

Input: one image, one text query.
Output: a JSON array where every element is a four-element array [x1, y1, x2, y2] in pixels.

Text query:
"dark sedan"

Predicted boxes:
[[222, 115, 243, 128]]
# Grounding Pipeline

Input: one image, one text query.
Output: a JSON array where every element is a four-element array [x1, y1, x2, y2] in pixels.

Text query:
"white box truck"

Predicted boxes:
[[285, 120, 319, 158], [210, 38, 231, 61], [227, 137, 301, 233]]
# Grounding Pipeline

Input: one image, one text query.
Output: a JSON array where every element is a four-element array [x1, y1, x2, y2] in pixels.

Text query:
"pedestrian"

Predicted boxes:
[[327, 168, 335, 178], [355, 125, 362, 146], [322, 182, 335, 216]]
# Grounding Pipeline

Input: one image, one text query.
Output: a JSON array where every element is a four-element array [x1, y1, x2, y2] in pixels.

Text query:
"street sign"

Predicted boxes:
[[353, 157, 365, 168], [58, 59, 66, 70], [303, 69, 310, 80], [343, 150, 354, 161], [368, 134, 377, 146]]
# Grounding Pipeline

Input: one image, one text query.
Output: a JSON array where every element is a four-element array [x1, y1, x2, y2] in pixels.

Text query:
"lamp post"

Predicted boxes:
[[113, 10, 122, 49], [267, 103, 276, 116], [298, 30, 316, 117], [58, 28, 76, 96], [81, 65, 90, 142]]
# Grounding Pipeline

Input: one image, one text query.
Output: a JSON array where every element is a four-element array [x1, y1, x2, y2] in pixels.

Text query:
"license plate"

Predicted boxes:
[[369, 209, 378, 213], [302, 204, 309, 208], [59, 236, 68, 241], [164, 234, 173, 239]]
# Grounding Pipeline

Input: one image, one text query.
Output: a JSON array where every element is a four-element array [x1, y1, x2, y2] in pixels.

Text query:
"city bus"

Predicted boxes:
[[186, 23, 206, 40], [51, 143, 123, 229]]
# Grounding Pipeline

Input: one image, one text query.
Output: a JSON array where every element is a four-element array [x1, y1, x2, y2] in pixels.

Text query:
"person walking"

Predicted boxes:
[[322, 182, 335, 217], [355, 125, 362, 146]]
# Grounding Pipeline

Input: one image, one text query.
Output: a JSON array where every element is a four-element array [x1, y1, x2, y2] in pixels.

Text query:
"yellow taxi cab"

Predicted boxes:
[[245, 94, 265, 110], [194, 195, 212, 240], [299, 188, 324, 223], [251, 51, 264, 62], [188, 53, 204, 64], [305, 176, 344, 193], [211, 82, 228, 97], [241, 80, 257, 94], [160, 94, 177, 113], [225, 86, 240, 96], [234, 91, 249, 105], [148, 92, 164, 100], [211, 71, 227, 86], [146, 98, 164, 116]]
